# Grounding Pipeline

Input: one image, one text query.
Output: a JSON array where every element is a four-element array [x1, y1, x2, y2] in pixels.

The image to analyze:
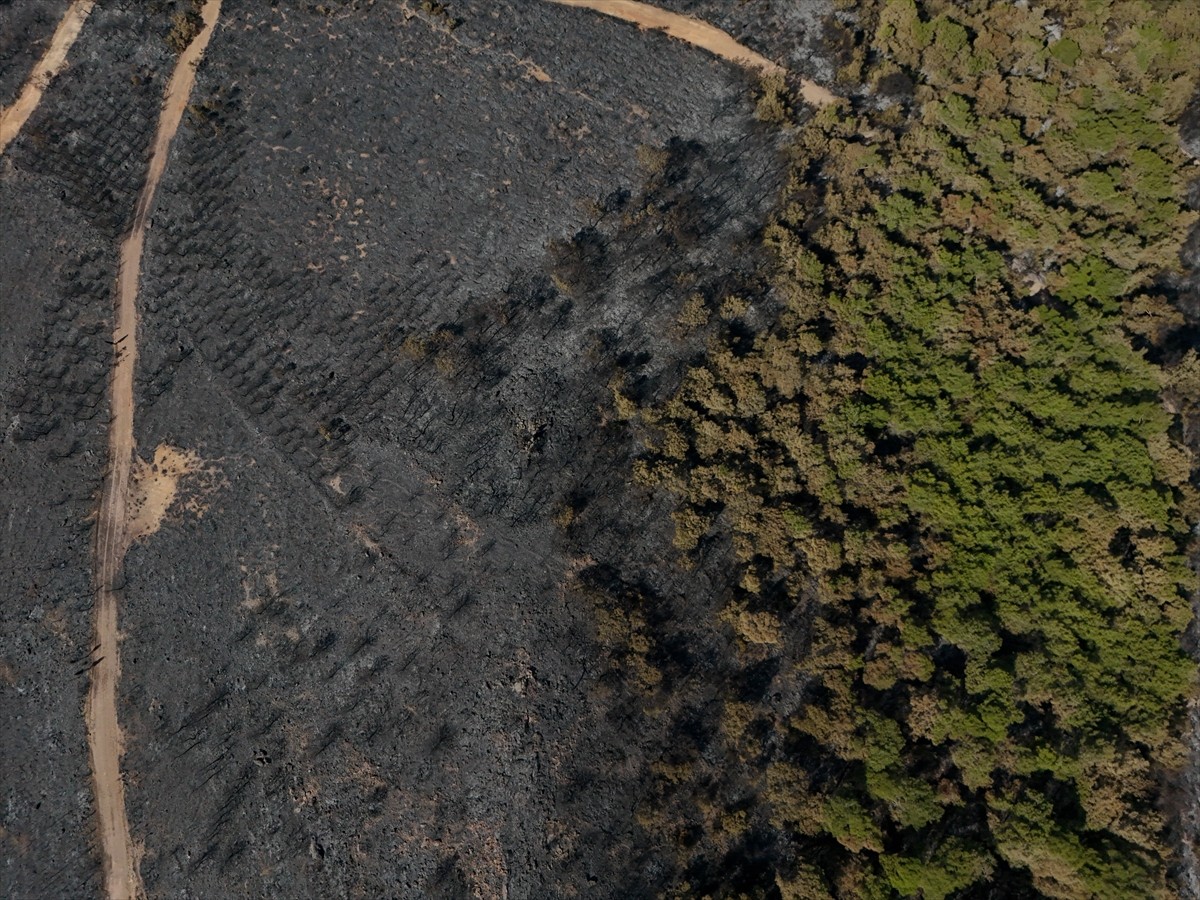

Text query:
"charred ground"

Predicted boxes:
[[0, 0, 825, 896]]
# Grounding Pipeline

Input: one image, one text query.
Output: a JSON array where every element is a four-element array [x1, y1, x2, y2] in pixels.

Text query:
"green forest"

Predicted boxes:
[[611, 0, 1200, 896]]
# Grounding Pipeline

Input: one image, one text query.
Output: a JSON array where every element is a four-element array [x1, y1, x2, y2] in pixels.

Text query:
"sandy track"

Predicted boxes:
[[87, 2, 223, 898], [0, 0, 95, 156], [544, 0, 836, 106]]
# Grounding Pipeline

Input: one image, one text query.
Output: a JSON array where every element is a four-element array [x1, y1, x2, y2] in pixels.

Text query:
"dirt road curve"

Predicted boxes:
[[0, 0, 95, 155], [87, 2, 223, 898], [545, 0, 837, 106]]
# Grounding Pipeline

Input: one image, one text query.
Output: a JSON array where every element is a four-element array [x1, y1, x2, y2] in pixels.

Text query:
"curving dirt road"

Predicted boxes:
[[545, 0, 836, 106], [87, 2, 223, 897], [0, 0, 95, 155]]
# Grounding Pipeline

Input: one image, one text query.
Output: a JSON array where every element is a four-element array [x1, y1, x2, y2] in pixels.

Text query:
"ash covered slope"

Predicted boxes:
[[1, 2, 190, 896], [0, 0, 828, 896]]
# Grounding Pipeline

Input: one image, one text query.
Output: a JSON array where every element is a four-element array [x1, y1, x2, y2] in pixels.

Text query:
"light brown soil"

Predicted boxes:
[[0, 0, 95, 156], [127, 445, 205, 541], [545, 0, 837, 106], [87, 3, 223, 898]]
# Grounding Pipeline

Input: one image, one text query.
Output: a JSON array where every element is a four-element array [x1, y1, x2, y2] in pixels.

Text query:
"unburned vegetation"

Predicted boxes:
[[600, 1, 1200, 896]]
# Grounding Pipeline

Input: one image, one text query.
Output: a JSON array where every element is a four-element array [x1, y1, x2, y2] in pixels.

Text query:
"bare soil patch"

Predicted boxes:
[[127, 444, 214, 542]]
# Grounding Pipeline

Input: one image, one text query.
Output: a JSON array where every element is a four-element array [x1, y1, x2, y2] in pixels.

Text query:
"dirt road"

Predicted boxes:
[[87, 2, 223, 897], [0, 0, 95, 155], [545, 0, 837, 106]]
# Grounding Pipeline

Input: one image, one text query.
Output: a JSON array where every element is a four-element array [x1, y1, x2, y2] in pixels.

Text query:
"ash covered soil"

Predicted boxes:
[[0, 0, 829, 896]]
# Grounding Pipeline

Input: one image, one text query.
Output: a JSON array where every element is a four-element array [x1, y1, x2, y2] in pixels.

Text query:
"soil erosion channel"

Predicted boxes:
[[87, 2, 223, 898], [0, 0, 96, 155]]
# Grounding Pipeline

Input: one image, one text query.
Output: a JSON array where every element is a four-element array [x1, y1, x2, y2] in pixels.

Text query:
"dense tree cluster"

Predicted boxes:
[[614, 1, 1200, 895]]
